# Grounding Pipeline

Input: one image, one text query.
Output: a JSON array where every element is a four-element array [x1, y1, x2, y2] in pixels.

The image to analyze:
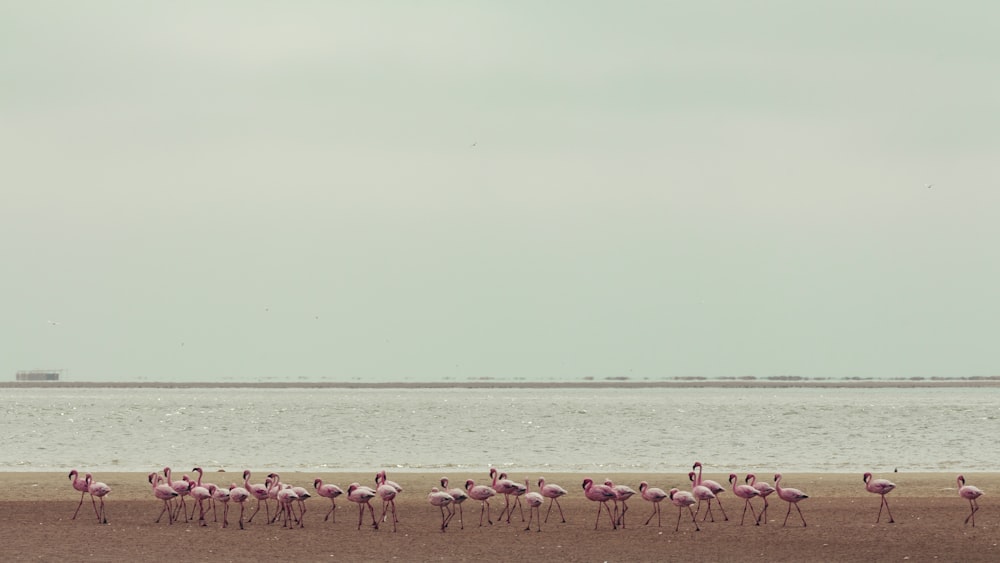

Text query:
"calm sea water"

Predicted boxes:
[[2, 386, 997, 473]]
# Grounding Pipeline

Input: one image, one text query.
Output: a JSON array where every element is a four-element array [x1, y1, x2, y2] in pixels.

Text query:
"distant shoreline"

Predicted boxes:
[[4, 379, 1000, 389]]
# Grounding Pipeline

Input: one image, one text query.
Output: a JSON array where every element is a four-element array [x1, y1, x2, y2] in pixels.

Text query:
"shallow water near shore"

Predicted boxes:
[[4, 386, 998, 473]]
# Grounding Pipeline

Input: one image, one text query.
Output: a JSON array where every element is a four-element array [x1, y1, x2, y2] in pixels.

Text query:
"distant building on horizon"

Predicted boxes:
[[15, 369, 62, 382]]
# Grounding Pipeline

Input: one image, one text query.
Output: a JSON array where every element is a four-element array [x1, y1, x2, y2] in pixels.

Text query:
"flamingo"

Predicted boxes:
[[464, 479, 496, 526], [863, 472, 896, 523], [490, 468, 523, 523], [668, 488, 700, 531], [639, 481, 668, 526], [688, 471, 718, 522], [148, 472, 178, 524], [191, 467, 217, 521], [604, 480, 637, 528], [774, 473, 808, 527], [957, 474, 983, 526], [427, 487, 455, 532], [746, 473, 775, 524], [440, 478, 468, 529], [275, 484, 300, 529], [501, 472, 527, 523], [228, 483, 251, 530], [243, 470, 271, 524], [581, 478, 617, 530], [347, 483, 379, 530], [537, 477, 568, 523], [209, 484, 230, 528], [68, 469, 91, 520], [523, 479, 545, 532], [692, 462, 729, 521], [290, 484, 311, 527], [163, 467, 191, 523], [85, 473, 111, 524], [729, 473, 760, 525], [375, 471, 399, 532], [313, 479, 344, 523], [189, 480, 212, 527]]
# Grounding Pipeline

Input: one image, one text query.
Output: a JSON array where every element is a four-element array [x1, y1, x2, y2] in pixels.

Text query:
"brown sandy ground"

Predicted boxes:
[[1, 472, 997, 562]]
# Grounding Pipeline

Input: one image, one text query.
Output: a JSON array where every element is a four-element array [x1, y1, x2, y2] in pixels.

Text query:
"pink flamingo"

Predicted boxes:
[[639, 481, 668, 526], [957, 474, 983, 526], [464, 479, 496, 526], [347, 483, 379, 530], [729, 473, 760, 525], [209, 484, 230, 528], [501, 472, 527, 523], [746, 473, 775, 524], [313, 479, 344, 523], [523, 479, 545, 532], [490, 468, 523, 523], [581, 478, 617, 530], [228, 483, 251, 530], [604, 480, 637, 528], [189, 480, 212, 527], [688, 471, 719, 522], [537, 477, 568, 523], [773, 473, 808, 527], [148, 472, 178, 524], [290, 484, 311, 527], [440, 478, 468, 529], [85, 473, 111, 524], [863, 472, 896, 523], [427, 487, 455, 532], [163, 467, 191, 523], [191, 467, 217, 521], [275, 484, 300, 529], [375, 471, 399, 532], [669, 488, 700, 531], [68, 469, 91, 520], [243, 470, 271, 524], [692, 462, 729, 521]]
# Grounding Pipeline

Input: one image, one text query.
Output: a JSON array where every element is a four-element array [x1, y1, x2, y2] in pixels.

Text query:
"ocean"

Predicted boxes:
[[3, 385, 997, 473]]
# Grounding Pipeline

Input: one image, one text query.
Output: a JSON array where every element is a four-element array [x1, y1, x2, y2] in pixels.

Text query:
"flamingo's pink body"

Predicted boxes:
[[582, 478, 617, 530], [604, 480, 637, 528], [729, 473, 760, 526], [228, 483, 251, 529], [314, 479, 344, 523], [68, 469, 91, 520], [863, 472, 896, 523], [692, 462, 729, 521], [523, 479, 545, 532], [243, 470, 271, 524], [490, 469, 523, 523], [537, 477, 568, 524], [149, 472, 178, 524], [746, 473, 775, 524], [209, 484, 230, 527], [427, 487, 455, 532], [190, 467, 216, 522], [441, 478, 468, 529], [957, 475, 983, 526], [774, 473, 808, 527], [464, 479, 496, 526], [85, 474, 111, 524], [375, 471, 399, 532], [668, 488, 700, 531], [689, 471, 719, 522], [163, 467, 191, 523], [639, 481, 668, 527], [189, 483, 212, 527], [347, 483, 379, 530]]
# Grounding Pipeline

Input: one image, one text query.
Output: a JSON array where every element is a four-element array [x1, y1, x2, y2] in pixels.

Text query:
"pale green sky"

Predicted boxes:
[[2, 1, 998, 382]]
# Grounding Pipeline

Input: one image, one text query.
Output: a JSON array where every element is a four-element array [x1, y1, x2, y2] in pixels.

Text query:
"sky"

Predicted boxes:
[[2, 1, 999, 382]]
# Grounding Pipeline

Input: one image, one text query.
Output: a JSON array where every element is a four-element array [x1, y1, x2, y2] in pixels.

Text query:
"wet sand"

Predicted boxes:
[[2, 471, 996, 562]]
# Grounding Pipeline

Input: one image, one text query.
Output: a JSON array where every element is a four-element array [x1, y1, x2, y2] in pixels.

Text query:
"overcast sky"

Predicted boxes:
[[3, 1, 998, 382]]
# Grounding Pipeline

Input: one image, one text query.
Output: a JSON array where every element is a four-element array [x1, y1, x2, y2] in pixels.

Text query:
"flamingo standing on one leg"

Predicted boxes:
[[441, 478, 468, 529], [604, 480, 637, 528], [692, 462, 729, 521], [746, 473, 775, 524], [774, 473, 808, 527], [729, 473, 759, 526], [228, 483, 251, 530], [347, 483, 379, 530], [957, 474, 983, 526], [639, 481, 668, 526], [689, 472, 718, 522], [427, 487, 455, 532], [149, 472, 178, 524], [314, 479, 343, 523], [537, 477, 568, 524], [582, 478, 617, 530], [668, 488, 700, 532], [465, 479, 496, 527], [863, 472, 896, 523], [85, 474, 111, 524], [523, 479, 545, 532], [68, 469, 90, 520]]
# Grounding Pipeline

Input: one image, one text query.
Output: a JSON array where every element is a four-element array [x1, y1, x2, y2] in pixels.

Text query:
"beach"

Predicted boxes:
[[2, 471, 996, 562]]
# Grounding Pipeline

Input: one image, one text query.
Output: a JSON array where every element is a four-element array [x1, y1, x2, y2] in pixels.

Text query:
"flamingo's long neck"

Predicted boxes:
[[695, 465, 703, 486], [164, 468, 173, 486], [194, 469, 203, 487]]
